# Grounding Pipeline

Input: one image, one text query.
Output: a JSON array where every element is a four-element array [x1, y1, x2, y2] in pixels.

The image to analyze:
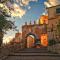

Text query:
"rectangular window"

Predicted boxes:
[[56, 8, 60, 14]]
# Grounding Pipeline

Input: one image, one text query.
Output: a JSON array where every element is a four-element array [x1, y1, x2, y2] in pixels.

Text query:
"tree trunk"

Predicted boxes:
[[0, 29, 3, 47]]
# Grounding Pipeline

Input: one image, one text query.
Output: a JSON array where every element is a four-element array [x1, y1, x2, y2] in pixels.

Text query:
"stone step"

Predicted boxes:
[[9, 52, 59, 56], [2, 53, 60, 60], [14, 47, 48, 53], [1, 47, 60, 60]]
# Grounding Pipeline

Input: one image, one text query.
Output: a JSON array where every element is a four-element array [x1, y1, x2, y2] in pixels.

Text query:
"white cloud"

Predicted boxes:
[[28, 6, 31, 10], [0, 0, 38, 18], [10, 3, 26, 17], [42, 10, 48, 16], [21, 0, 38, 6], [6, 1, 14, 10], [30, 0, 38, 2], [44, 0, 60, 7], [15, 0, 38, 6], [6, 0, 38, 17], [22, 0, 30, 6], [6, 1, 26, 18], [44, 2, 52, 7], [48, 0, 60, 6]]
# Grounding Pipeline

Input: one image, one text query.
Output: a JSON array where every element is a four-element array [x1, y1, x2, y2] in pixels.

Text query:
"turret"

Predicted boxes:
[[34, 20, 36, 25], [25, 22, 27, 25]]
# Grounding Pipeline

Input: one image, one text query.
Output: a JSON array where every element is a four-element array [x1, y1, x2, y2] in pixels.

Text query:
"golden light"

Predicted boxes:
[[0, 3, 4, 7], [3, 36, 13, 44], [39, 15, 48, 24], [41, 34, 48, 46]]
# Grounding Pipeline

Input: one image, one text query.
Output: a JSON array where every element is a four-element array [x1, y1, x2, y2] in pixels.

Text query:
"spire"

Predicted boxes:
[[25, 22, 27, 25], [39, 18, 40, 25], [34, 20, 36, 24]]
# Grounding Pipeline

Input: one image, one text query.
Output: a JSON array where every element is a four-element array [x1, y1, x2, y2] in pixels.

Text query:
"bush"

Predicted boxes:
[[48, 39, 57, 46]]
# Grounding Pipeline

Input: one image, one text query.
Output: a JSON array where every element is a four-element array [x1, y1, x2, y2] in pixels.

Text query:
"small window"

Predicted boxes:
[[56, 8, 60, 14]]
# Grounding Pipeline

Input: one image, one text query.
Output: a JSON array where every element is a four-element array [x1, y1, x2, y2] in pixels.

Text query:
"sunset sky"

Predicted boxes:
[[3, 0, 60, 44], [15, 0, 47, 31], [3, 0, 47, 43]]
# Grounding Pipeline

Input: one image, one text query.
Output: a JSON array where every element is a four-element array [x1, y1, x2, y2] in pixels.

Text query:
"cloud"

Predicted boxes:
[[10, 3, 26, 17], [10, 0, 38, 17], [42, 10, 48, 16], [22, 0, 38, 6], [6, 1, 26, 18], [28, 6, 31, 10], [44, 2, 52, 7], [21, 0, 30, 6], [48, 0, 60, 6], [15, 0, 38, 6], [6, 1, 14, 10], [44, 0, 60, 7], [5, 0, 38, 17]]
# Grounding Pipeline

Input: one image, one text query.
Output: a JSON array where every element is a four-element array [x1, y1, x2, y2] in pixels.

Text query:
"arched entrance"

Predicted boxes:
[[25, 33, 40, 48], [27, 35, 34, 48]]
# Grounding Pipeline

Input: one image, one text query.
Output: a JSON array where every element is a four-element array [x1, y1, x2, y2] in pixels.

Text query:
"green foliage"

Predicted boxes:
[[0, 9, 16, 46], [0, 15, 7, 29], [0, 0, 8, 3], [0, 0, 16, 46], [0, 0, 16, 31], [0, 15, 16, 31]]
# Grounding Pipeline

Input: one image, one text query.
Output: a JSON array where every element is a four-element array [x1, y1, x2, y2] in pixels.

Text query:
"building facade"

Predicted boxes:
[[22, 19, 48, 48], [22, 5, 60, 48], [47, 5, 60, 42], [10, 32, 22, 45]]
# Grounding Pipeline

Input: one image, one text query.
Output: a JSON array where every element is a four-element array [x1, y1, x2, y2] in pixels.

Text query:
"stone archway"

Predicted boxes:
[[25, 33, 40, 48]]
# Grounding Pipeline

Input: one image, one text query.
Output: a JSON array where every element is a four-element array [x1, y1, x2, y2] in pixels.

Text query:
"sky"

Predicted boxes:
[[3, 0, 60, 44], [15, 0, 47, 31], [3, 0, 47, 43]]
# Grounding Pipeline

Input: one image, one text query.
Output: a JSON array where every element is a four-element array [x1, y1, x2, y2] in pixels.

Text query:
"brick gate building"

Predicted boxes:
[[22, 20, 48, 48], [22, 5, 60, 48]]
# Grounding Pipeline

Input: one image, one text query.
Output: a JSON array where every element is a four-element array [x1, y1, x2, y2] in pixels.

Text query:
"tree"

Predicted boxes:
[[0, 0, 16, 46]]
